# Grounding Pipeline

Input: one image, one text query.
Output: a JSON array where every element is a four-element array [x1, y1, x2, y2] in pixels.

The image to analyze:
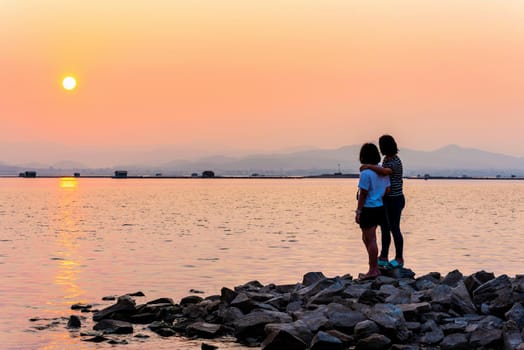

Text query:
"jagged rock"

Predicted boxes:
[[325, 329, 355, 346], [358, 289, 386, 305], [473, 274, 514, 315], [465, 270, 495, 295], [93, 319, 133, 334], [325, 303, 367, 333], [506, 303, 524, 328], [234, 310, 292, 342], [303, 272, 327, 286], [367, 303, 410, 342], [440, 318, 469, 334], [420, 319, 444, 345], [450, 281, 477, 314], [469, 327, 503, 348], [220, 287, 238, 305], [235, 280, 264, 292], [265, 320, 314, 345], [186, 322, 222, 338], [398, 302, 431, 321], [355, 333, 391, 350], [415, 272, 441, 290], [180, 295, 204, 305], [92, 295, 136, 321], [431, 284, 453, 305], [309, 330, 344, 350], [309, 278, 346, 305], [440, 333, 469, 350], [260, 327, 307, 350], [372, 276, 399, 288], [67, 315, 82, 328], [354, 320, 380, 339], [503, 320, 523, 350], [441, 269, 464, 287], [294, 308, 330, 334]]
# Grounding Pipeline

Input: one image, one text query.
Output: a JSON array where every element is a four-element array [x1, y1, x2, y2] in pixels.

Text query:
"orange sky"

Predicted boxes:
[[1, 1, 523, 165]]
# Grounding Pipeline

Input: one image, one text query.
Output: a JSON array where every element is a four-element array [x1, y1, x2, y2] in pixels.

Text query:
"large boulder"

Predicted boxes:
[[93, 319, 133, 334], [234, 310, 292, 342]]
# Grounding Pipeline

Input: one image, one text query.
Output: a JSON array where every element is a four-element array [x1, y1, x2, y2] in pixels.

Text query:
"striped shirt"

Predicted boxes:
[[383, 155, 403, 196]]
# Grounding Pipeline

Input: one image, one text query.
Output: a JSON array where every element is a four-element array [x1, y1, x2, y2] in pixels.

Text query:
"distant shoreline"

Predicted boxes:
[[2, 174, 523, 180]]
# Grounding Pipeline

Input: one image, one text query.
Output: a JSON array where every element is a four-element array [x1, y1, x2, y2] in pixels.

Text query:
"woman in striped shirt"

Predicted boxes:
[[360, 135, 405, 268]]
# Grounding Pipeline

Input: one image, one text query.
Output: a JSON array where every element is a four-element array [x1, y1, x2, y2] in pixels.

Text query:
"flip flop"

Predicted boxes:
[[389, 259, 404, 268]]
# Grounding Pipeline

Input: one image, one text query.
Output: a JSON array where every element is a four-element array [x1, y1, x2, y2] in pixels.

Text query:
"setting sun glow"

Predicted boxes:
[[62, 76, 77, 91]]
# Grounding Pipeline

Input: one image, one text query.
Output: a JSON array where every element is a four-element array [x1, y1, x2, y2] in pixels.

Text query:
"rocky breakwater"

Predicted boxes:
[[64, 269, 524, 349]]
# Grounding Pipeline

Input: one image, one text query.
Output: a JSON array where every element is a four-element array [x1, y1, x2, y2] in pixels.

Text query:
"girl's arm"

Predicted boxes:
[[359, 164, 392, 176], [355, 189, 368, 224]]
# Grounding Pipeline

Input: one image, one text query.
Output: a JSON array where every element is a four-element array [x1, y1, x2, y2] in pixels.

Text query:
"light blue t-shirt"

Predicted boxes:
[[358, 168, 390, 208]]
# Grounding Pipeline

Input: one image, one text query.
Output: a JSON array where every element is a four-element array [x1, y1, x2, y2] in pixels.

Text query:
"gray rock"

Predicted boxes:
[[260, 328, 307, 350], [398, 302, 431, 321], [420, 319, 444, 345], [67, 315, 81, 328], [355, 333, 391, 350], [264, 320, 314, 345], [93, 319, 133, 334], [441, 269, 464, 287], [180, 295, 204, 305], [415, 272, 441, 290], [146, 297, 174, 305], [309, 330, 344, 350], [358, 289, 386, 305], [450, 281, 477, 314], [473, 274, 513, 313], [186, 322, 222, 338], [367, 303, 406, 330], [440, 333, 469, 350], [464, 270, 495, 295], [234, 310, 292, 341], [354, 320, 380, 339], [506, 303, 524, 328], [92, 295, 136, 321], [220, 287, 238, 305], [309, 278, 346, 305], [325, 303, 367, 333], [503, 321, 523, 350], [469, 327, 503, 348], [431, 284, 453, 305], [303, 272, 327, 286]]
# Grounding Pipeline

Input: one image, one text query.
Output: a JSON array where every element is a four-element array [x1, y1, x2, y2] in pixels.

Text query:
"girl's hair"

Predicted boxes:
[[379, 134, 398, 156], [359, 143, 381, 164]]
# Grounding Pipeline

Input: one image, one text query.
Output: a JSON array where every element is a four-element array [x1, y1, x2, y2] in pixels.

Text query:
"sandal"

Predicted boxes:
[[378, 259, 390, 268], [389, 259, 404, 268]]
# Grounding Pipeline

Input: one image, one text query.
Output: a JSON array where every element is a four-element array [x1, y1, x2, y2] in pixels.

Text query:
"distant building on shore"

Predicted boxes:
[[202, 170, 215, 178], [19, 171, 37, 178], [114, 170, 128, 178]]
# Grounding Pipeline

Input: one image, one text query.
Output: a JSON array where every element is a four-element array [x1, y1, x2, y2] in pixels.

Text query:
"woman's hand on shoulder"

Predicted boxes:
[[359, 164, 370, 172]]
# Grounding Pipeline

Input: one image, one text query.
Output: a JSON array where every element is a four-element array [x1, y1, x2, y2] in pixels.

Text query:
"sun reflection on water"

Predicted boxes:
[[59, 177, 77, 189]]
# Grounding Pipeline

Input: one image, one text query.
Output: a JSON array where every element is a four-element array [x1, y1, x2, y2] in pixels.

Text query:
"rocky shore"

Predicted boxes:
[[35, 268, 524, 349]]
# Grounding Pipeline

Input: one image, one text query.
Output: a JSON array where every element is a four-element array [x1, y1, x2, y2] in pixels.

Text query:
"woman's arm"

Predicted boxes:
[[359, 164, 392, 176]]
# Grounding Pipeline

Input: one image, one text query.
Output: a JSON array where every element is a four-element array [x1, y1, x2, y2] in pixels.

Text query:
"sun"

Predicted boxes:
[[62, 76, 77, 91]]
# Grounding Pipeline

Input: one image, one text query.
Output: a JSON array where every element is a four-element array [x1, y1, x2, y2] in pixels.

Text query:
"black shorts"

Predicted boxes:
[[359, 206, 385, 229]]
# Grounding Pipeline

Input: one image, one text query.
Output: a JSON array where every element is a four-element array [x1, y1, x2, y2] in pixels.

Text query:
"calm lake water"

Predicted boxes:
[[0, 178, 522, 349]]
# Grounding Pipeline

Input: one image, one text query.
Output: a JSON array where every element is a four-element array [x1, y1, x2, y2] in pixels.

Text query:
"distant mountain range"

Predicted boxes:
[[1, 144, 523, 177]]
